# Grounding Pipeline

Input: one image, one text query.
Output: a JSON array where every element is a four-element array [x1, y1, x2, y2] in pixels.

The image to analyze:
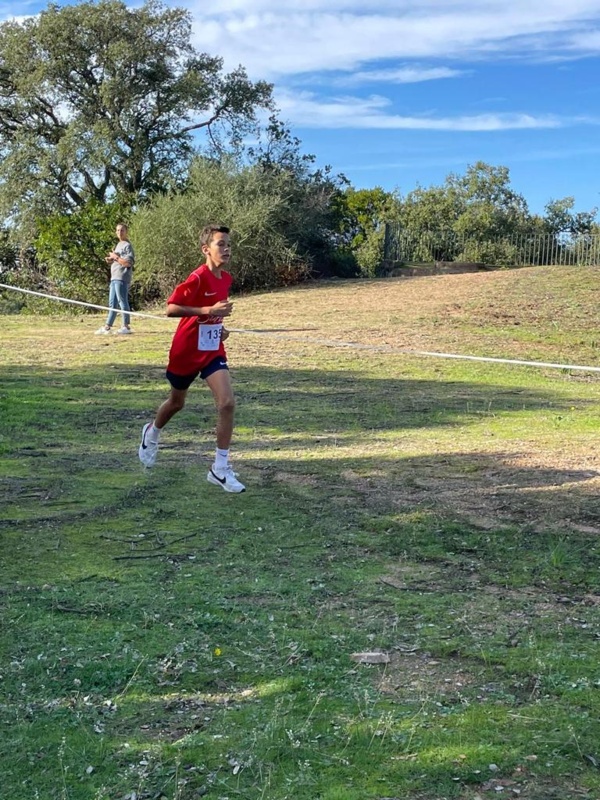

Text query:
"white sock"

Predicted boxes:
[[214, 448, 229, 471], [148, 424, 161, 444]]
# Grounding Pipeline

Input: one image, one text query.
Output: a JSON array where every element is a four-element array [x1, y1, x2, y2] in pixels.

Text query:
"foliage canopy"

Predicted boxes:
[[0, 0, 273, 235], [132, 124, 346, 296]]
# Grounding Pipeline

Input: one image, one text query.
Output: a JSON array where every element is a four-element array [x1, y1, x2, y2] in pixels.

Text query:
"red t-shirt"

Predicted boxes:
[[166, 264, 233, 376]]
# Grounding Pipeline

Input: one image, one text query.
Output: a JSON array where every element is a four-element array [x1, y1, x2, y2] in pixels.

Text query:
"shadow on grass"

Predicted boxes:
[[0, 360, 590, 431], [0, 361, 598, 532], [2, 358, 600, 799]]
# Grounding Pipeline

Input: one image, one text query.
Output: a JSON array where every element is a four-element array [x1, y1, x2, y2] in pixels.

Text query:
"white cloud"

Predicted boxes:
[[567, 29, 600, 50], [338, 67, 466, 86], [181, 1, 600, 137], [6, 0, 600, 138], [274, 91, 566, 131], [195, 0, 600, 14], [189, 0, 600, 78]]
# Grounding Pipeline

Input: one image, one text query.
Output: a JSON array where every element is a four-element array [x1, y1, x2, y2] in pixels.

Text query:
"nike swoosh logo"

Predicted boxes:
[[205, 291, 217, 296], [210, 469, 226, 484]]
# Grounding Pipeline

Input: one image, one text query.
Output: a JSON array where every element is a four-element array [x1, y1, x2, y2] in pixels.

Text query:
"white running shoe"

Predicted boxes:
[[95, 326, 111, 335], [116, 327, 132, 335], [139, 422, 159, 467], [207, 465, 246, 493]]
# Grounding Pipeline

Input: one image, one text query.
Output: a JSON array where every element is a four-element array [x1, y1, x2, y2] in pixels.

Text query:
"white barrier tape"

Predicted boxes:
[[226, 330, 600, 373], [401, 349, 600, 373], [2, 281, 600, 374], [0, 282, 166, 320]]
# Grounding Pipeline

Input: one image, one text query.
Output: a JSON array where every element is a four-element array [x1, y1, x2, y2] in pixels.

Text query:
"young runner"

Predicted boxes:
[[138, 225, 245, 492]]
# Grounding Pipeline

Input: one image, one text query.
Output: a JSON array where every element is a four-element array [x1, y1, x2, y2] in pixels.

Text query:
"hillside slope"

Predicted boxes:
[[234, 264, 600, 368]]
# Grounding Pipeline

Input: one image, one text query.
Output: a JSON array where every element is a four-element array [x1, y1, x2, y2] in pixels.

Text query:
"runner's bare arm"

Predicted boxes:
[[166, 300, 233, 318]]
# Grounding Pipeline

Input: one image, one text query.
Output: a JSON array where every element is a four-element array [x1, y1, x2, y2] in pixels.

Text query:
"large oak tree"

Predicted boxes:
[[0, 0, 273, 233]]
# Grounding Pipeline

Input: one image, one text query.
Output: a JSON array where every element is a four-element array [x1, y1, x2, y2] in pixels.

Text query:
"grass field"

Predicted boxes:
[[2, 264, 600, 799]]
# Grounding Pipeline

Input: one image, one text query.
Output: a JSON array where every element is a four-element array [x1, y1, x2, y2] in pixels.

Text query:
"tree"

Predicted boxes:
[[34, 197, 133, 308], [390, 162, 533, 265], [239, 116, 348, 281], [0, 0, 273, 236], [543, 197, 597, 236], [333, 187, 401, 276], [398, 162, 531, 242], [449, 162, 531, 240], [131, 126, 346, 295], [448, 163, 531, 264]]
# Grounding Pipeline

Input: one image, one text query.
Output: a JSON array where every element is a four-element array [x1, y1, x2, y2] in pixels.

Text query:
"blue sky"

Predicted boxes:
[[5, 0, 600, 216]]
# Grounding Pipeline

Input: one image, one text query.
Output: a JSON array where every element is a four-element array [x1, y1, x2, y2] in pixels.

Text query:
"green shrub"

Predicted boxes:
[[131, 157, 337, 294]]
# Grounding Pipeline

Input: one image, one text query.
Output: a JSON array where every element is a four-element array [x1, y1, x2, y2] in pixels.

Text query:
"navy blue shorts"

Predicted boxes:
[[166, 356, 228, 391]]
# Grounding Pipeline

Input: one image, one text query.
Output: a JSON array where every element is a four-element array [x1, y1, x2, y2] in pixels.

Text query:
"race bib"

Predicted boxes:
[[198, 323, 223, 351]]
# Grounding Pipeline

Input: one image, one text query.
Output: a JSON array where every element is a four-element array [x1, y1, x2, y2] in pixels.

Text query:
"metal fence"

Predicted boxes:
[[383, 225, 600, 268]]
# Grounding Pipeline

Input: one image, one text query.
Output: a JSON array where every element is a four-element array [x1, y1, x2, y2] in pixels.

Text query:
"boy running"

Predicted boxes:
[[138, 225, 245, 493]]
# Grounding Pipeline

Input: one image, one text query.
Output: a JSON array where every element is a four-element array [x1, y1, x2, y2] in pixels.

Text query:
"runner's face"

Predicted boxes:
[[204, 233, 231, 266]]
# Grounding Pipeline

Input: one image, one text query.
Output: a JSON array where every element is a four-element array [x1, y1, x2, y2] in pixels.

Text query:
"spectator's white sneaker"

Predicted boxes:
[[95, 326, 111, 335], [116, 327, 132, 335], [207, 465, 246, 493], [139, 423, 159, 467]]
